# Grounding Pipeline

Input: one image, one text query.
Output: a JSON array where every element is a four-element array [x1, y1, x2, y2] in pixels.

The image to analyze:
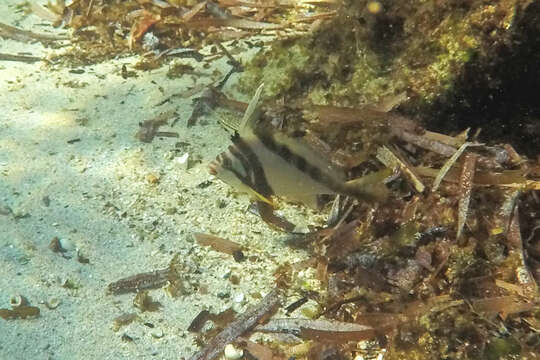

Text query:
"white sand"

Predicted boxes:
[[0, 2, 324, 359]]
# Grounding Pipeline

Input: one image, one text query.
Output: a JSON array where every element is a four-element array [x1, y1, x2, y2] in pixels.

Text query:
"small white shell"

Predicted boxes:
[[224, 344, 243, 360], [10, 295, 28, 309], [176, 153, 189, 166], [45, 297, 61, 309]]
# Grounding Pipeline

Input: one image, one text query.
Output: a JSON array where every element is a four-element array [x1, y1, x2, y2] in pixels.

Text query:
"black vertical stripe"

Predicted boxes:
[[227, 144, 251, 180], [231, 133, 274, 198], [216, 151, 258, 193]]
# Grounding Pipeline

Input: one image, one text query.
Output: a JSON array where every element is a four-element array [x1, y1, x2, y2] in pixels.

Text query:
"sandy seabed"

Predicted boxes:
[[0, 2, 324, 359]]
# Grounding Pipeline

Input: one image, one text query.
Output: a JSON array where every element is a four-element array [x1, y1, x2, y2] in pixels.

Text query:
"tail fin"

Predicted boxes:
[[342, 168, 392, 202]]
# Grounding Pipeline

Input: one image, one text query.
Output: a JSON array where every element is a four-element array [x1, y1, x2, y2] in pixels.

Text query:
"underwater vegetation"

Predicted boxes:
[[7, 0, 540, 359], [191, 83, 540, 360], [239, 0, 540, 155], [21, 0, 330, 65]]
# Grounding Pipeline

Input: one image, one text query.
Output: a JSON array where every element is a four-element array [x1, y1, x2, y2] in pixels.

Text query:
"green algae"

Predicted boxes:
[[485, 336, 521, 360], [240, 40, 313, 100], [239, 0, 528, 107]]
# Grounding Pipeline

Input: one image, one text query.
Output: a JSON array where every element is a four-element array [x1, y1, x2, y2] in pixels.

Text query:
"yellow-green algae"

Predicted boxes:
[[239, 0, 528, 106]]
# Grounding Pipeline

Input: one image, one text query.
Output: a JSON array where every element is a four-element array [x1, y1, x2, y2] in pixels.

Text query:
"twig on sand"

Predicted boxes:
[[188, 288, 282, 360], [0, 53, 43, 63]]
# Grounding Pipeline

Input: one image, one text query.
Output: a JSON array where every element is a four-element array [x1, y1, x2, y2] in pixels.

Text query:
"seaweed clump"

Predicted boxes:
[[30, 0, 332, 66], [259, 120, 540, 359], [183, 87, 540, 359]]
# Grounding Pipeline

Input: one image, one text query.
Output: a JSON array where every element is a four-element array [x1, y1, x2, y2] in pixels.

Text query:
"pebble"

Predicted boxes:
[[224, 344, 243, 360], [147, 173, 159, 184], [176, 153, 190, 169], [59, 237, 75, 251], [233, 293, 244, 303], [142, 32, 159, 51]]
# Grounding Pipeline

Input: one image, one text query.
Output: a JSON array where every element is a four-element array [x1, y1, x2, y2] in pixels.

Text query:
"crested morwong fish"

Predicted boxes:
[[209, 84, 388, 231]]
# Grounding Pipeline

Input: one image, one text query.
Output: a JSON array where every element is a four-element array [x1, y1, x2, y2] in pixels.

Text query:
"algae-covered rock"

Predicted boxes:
[[239, 0, 539, 154], [242, 0, 530, 103], [241, 40, 313, 99]]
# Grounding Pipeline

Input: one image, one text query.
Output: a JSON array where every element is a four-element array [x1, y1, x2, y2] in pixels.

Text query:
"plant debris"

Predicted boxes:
[[133, 290, 161, 312], [0, 22, 67, 43], [188, 308, 237, 334], [111, 313, 139, 332], [188, 288, 282, 360], [32, 0, 330, 65], [107, 268, 170, 295], [188, 310, 212, 333], [0, 303, 40, 320], [194, 233, 245, 261], [217, 99, 540, 359], [0, 53, 43, 63], [48, 236, 67, 253], [456, 152, 477, 240], [255, 318, 376, 341], [136, 111, 179, 143]]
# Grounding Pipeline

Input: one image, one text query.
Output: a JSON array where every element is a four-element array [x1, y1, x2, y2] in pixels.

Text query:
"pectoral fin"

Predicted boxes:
[[247, 188, 274, 206]]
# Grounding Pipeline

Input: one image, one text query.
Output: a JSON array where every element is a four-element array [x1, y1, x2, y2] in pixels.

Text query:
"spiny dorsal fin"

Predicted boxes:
[[239, 83, 264, 134]]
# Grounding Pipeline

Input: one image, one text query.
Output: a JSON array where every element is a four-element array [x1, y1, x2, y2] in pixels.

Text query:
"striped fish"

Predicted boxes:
[[209, 84, 388, 231]]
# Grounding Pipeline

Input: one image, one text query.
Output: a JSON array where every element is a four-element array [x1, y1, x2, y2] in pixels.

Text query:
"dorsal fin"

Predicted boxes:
[[239, 83, 264, 134]]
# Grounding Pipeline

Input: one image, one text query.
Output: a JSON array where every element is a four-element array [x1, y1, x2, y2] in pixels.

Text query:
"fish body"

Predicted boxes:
[[209, 84, 387, 230]]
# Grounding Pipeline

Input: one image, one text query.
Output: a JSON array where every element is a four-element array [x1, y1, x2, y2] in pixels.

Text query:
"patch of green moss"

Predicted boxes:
[[485, 336, 521, 360], [410, 13, 479, 101], [445, 244, 479, 285], [391, 222, 421, 249], [239, 39, 313, 99], [240, 0, 524, 113]]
